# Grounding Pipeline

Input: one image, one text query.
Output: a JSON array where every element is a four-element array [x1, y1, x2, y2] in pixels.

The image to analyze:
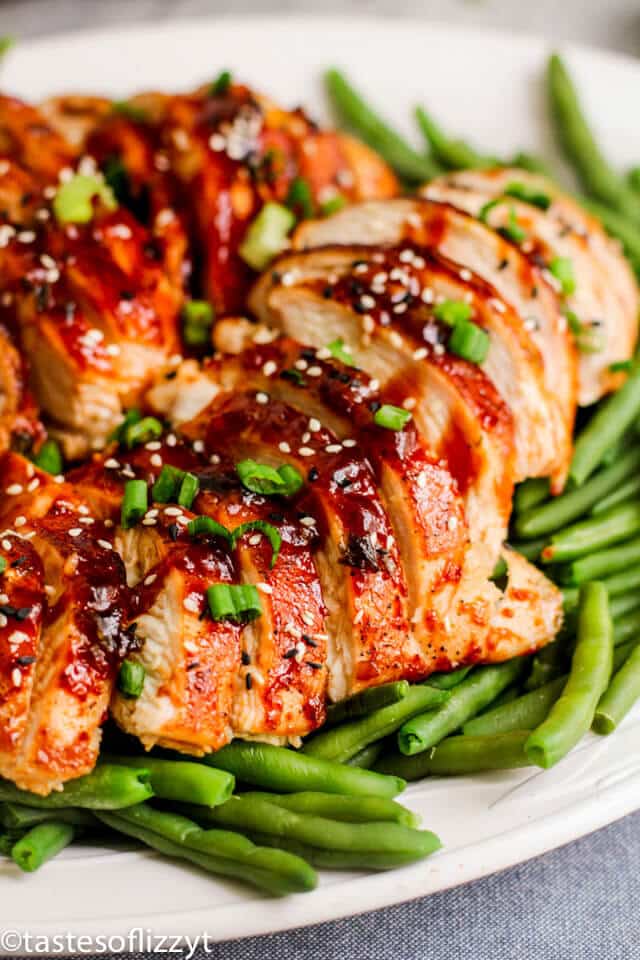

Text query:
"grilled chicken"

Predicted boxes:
[[0, 453, 131, 793], [422, 169, 639, 405], [0, 324, 43, 455], [159, 81, 398, 313], [292, 197, 577, 491]]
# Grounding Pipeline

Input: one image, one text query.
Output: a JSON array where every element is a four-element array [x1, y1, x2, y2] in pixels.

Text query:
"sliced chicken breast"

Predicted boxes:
[[0, 324, 43, 455], [424, 168, 638, 405], [293, 197, 576, 490]]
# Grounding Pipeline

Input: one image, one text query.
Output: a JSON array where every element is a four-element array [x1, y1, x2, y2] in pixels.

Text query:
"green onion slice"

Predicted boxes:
[[123, 416, 163, 449], [33, 440, 63, 476], [112, 101, 149, 123], [549, 256, 576, 296], [53, 173, 117, 225], [609, 360, 634, 374], [373, 404, 412, 431], [0, 557, 7, 575], [448, 319, 490, 364], [236, 459, 303, 497], [286, 177, 314, 220], [320, 194, 347, 217], [121, 479, 148, 529], [177, 472, 200, 510], [565, 309, 605, 354], [327, 338, 356, 367], [109, 408, 141, 444], [152, 465, 185, 503], [434, 299, 473, 327], [238, 202, 296, 271], [182, 300, 214, 347], [210, 70, 232, 96], [188, 516, 232, 543], [232, 520, 282, 567], [503, 181, 551, 210], [118, 659, 146, 699], [207, 583, 262, 624], [479, 198, 527, 243]]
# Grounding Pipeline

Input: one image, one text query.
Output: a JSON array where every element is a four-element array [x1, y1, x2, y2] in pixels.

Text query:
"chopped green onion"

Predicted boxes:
[[276, 464, 304, 497], [152, 465, 185, 503], [53, 173, 117, 225], [327, 338, 356, 367], [320, 194, 347, 216], [286, 177, 314, 220], [434, 299, 473, 327], [182, 300, 214, 347], [0, 37, 14, 59], [112, 101, 149, 123], [549, 256, 576, 296], [448, 320, 490, 364], [123, 416, 163, 449], [236, 459, 303, 497], [207, 584, 262, 624], [177, 472, 200, 510], [110, 408, 141, 444], [280, 367, 306, 386], [188, 516, 231, 543], [210, 70, 232, 96], [503, 181, 551, 210], [490, 556, 509, 591], [610, 360, 634, 374], [33, 440, 63, 476], [121, 480, 148, 529], [373, 404, 412, 431], [0, 557, 6, 575], [232, 520, 282, 567], [565, 308, 583, 336], [565, 309, 605, 354], [118, 659, 146, 699], [103, 156, 130, 205], [479, 198, 526, 243], [239, 202, 296, 271]]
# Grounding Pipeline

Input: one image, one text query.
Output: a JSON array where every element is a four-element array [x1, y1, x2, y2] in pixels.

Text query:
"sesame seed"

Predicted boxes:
[[342, 438, 357, 448], [402, 397, 417, 411], [300, 516, 315, 528], [145, 441, 162, 451], [315, 347, 331, 360], [68, 528, 82, 537], [256, 391, 269, 405], [433, 344, 445, 356], [302, 611, 314, 626], [209, 133, 226, 152], [209, 453, 220, 464], [142, 518, 157, 526], [105, 459, 120, 469], [393, 302, 408, 314], [166, 434, 177, 447], [309, 418, 321, 432], [13, 516, 26, 528], [413, 347, 428, 360], [11, 668, 22, 687], [354, 609, 364, 625], [6, 485, 22, 495], [150, 454, 163, 468], [97, 539, 112, 550], [193, 440, 205, 453], [421, 288, 435, 304], [295, 358, 308, 371], [307, 366, 322, 377], [459, 268, 472, 281], [263, 361, 277, 377], [389, 331, 404, 349], [279, 441, 291, 454], [0, 614, 6, 628], [1, 539, 12, 551], [362, 315, 375, 335], [298, 447, 315, 457], [80, 517, 94, 525], [17, 230, 36, 244], [183, 595, 200, 613], [164, 507, 182, 517], [325, 444, 342, 454], [448, 516, 458, 531], [144, 574, 157, 586]]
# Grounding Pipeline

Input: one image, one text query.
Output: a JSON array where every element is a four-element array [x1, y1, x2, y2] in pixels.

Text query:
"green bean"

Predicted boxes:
[[478, 685, 521, 712], [204, 741, 405, 798], [559, 535, 640, 584], [569, 366, 640, 488], [628, 166, 640, 194], [346, 742, 384, 769], [610, 591, 640, 620], [515, 447, 640, 538], [0, 832, 18, 855], [600, 565, 640, 598], [548, 54, 640, 220], [463, 675, 567, 736], [398, 659, 526, 755], [0, 764, 152, 810], [510, 151, 555, 176], [238, 791, 419, 827], [426, 665, 473, 689], [10, 821, 76, 872], [245, 830, 439, 871], [324, 69, 440, 182], [613, 608, 640, 646], [592, 475, 640, 516], [375, 731, 531, 779], [185, 795, 439, 870], [414, 107, 496, 170], [525, 638, 571, 690], [599, 433, 632, 469], [325, 681, 409, 728], [613, 640, 638, 672], [96, 804, 316, 896], [526, 582, 613, 768], [508, 538, 547, 563], [104, 755, 234, 807], [541, 501, 640, 563], [303, 685, 448, 762], [580, 197, 640, 272], [0, 803, 94, 831], [513, 478, 551, 514], [593, 645, 640, 735]]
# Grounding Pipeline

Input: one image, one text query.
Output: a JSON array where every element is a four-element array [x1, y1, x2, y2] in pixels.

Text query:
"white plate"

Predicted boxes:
[[2, 16, 640, 947]]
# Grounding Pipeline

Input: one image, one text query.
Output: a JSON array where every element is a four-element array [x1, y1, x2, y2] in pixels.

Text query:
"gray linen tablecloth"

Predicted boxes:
[[2, 2, 639, 956]]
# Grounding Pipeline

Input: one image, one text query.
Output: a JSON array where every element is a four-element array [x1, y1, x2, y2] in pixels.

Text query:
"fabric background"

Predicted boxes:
[[2, 1, 639, 956]]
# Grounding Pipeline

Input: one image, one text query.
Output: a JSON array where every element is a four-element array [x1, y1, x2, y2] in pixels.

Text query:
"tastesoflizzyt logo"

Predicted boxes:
[[0, 928, 218, 957]]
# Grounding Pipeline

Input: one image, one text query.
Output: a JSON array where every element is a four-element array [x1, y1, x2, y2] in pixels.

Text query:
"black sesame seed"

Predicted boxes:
[[168, 523, 179, 541], [283, 647, 297, 659], [308, 467, 319, 482], [306, 661, 322, 670], [187, 661, 200, 671], [16, 655, 37, 666], [322, 285, 333, 299], [245, 673, 253, 689], [241, 650, 251, 665], [369, 400, 381, 413]]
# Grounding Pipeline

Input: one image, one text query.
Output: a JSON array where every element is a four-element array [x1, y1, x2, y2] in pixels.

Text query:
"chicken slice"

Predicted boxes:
[[0, 324, 44, 456], [248, 247, 515, 579], [293, 197, 576, 491], [423, 169, 638, 405], [180, 392, 415, 700], [0, 95, 76, 183], [0, 453, 132, 794], [159, 80, 398, 313]]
